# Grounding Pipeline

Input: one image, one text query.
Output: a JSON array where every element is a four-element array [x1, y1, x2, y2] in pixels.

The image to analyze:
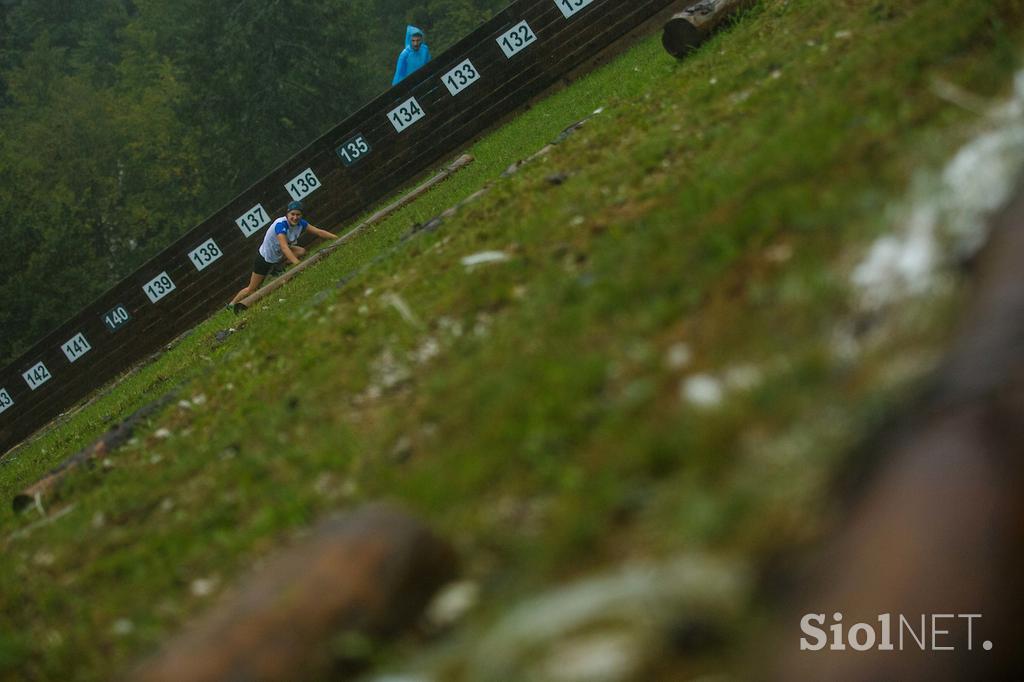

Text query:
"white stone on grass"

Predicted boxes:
[[111, 619, 134, 636], [190, 577, 218, 597], [681, 374, 724, 408], [33, 550, 56, 567], [426, 580, 480, 629], [542, 631, 647, 682], [414, 337, 441, 365], [851, 69, 1024, 311], [851, 206, 941, 310], [385, 293, 422, 328], [469, 555, 748, 681], [723, 364, 763, 391], [461, 251, 510, 267], [664, 342, 693, 370]]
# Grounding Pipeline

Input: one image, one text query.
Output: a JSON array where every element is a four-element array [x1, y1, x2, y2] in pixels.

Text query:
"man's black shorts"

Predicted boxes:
[[253, 253, 280, 276]]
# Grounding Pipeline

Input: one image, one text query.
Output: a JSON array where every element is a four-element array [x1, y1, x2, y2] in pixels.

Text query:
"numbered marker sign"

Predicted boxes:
[[286, 168, 320, 202], [237, 204, 270, 238], [23, 362, 51, 391], [61, 332, 92, 363], [0, 388, 12, 414], [498, 21, 537, 58], [442, 59, 481, 96], [555, 0, 596, 18], [103, 304, 131, 332], [144, 272, 176, 303], [337, 134, 372, 167], [188, 238, 223, 271], [388, 97, 426, 133]]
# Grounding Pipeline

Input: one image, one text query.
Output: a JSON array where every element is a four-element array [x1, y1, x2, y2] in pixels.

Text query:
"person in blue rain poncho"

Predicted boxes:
[[392, 25, 431, 85]]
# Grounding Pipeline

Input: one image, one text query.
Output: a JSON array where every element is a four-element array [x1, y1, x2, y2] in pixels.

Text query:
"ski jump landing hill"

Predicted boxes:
[[0, 0, 682, 455]]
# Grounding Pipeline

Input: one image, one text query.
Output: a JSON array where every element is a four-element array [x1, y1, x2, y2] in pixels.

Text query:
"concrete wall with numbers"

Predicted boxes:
[[0, 0, 678, 455]]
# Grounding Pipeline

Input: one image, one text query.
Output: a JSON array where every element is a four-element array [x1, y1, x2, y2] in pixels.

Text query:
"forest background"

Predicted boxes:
[[0, 0, 507, 367]]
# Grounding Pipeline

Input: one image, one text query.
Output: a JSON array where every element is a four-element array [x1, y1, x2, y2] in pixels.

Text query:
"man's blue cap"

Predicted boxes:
[[287, 200, 303, 212]]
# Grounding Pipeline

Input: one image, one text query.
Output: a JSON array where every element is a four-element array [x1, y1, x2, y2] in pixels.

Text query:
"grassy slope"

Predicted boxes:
[[1, 0, 1022, 679]]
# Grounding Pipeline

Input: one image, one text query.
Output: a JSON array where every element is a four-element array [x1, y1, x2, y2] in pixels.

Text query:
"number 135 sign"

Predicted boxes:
[[337, 134, 372, 167]]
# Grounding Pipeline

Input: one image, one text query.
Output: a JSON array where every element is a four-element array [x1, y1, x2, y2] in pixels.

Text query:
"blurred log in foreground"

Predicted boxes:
[[769, 182, 1024, 680], [662, 0, 756, 58], [130, 504, 459, 682]]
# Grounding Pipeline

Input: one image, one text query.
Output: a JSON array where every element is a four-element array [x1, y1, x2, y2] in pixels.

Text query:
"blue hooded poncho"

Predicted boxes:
[[392, 25, 431, 85]]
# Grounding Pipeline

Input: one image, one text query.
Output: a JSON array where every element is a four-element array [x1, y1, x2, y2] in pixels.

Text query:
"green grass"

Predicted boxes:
[[1, 0, 1022, 679]]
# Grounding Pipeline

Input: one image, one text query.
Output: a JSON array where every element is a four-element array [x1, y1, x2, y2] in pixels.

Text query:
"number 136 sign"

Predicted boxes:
[[286, 168, 321, 202]]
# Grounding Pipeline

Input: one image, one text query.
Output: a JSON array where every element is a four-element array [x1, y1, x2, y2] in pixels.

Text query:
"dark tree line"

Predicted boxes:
[[0, 0, 507, 366]]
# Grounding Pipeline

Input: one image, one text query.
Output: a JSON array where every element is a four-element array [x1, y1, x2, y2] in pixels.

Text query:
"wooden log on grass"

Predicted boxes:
[[12, 391, 178, 513], [662, 0, 756, 58]]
